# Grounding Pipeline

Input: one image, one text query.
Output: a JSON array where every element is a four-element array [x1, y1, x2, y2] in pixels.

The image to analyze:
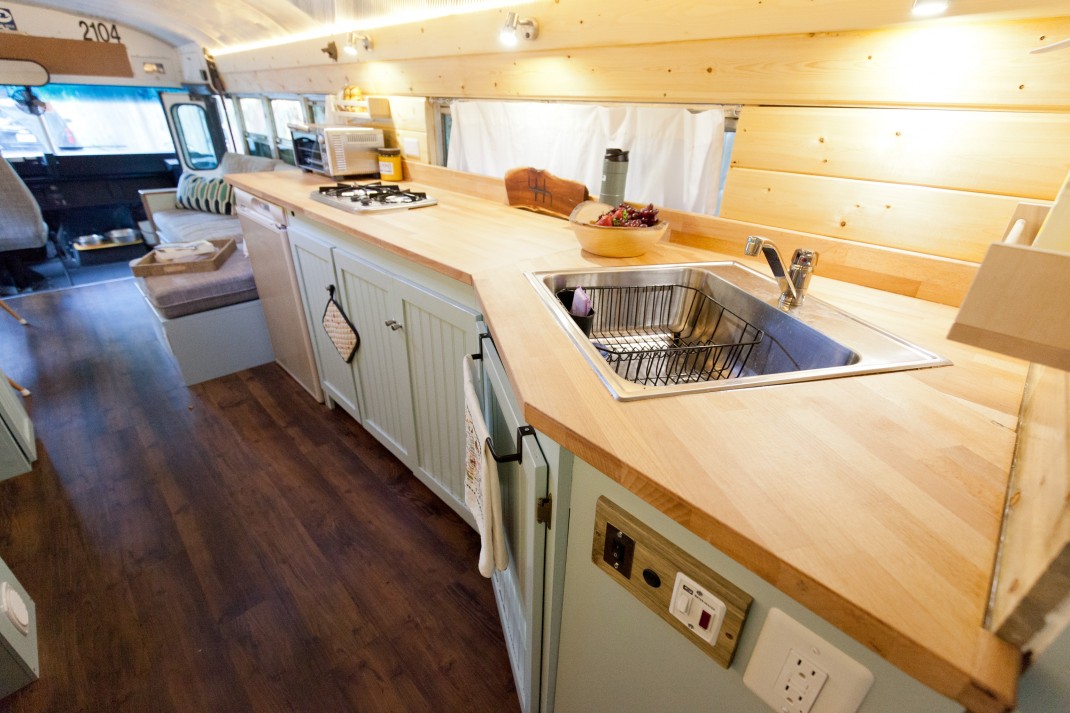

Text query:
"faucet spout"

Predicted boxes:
[[744, 236, 818, 307]]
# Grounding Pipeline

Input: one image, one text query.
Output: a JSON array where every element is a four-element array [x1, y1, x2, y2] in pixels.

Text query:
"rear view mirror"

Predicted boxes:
[[0, 59, 49, 87]]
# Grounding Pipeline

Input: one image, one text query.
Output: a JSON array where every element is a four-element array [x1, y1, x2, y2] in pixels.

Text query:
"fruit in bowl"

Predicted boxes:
[[568, 200, 670, 258], [592, 203, 660, 228]]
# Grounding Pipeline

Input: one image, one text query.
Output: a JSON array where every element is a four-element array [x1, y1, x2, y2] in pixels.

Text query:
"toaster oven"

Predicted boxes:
[[289, 123, 384, 179]]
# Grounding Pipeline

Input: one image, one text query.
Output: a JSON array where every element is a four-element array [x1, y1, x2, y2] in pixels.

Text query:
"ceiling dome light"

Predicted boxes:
[[912, 0, 949, 17]]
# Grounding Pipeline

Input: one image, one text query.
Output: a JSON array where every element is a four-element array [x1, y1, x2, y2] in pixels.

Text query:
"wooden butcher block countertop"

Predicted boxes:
[[227, 169, 1028, 713]]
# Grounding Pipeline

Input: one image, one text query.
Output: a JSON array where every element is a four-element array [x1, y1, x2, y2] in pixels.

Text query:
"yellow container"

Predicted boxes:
[[378, 148, 402, 181]]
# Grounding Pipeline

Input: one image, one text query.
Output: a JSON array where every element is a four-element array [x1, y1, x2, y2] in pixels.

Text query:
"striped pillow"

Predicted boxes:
[[176, 174, 233, 215]]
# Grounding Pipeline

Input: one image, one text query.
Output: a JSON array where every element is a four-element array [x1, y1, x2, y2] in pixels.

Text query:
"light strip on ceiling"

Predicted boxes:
[[211, 0, 532, 56]]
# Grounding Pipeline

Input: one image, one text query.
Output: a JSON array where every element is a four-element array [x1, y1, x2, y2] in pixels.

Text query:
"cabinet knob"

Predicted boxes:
[[384, 319, 396, 327], [389, 322, 403, 331]]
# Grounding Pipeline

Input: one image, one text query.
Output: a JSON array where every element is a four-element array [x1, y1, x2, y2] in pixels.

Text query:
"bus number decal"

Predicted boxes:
[[0, 8, 18, 31], [79, 20, 121, 42]]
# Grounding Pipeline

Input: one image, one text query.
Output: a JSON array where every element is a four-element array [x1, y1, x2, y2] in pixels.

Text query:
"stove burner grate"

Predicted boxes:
[[311, 181, 438, 213], [318, 181, 428, 205]]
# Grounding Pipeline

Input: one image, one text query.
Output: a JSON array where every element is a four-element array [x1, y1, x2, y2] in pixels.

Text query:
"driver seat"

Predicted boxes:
[[0, 148, 49, 292]]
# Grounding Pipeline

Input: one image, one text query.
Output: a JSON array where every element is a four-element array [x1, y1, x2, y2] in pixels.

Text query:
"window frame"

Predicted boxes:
[[1, 83, 181, 159], [234, 94, 276, 159], [169, 101, 220, 171]]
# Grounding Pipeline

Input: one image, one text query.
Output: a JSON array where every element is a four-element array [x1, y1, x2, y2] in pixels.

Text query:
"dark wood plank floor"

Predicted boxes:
[[0, 280, 521, 713]]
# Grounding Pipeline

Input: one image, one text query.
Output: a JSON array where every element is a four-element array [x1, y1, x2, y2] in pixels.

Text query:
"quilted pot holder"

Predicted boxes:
[[322, 284, 359, 363]]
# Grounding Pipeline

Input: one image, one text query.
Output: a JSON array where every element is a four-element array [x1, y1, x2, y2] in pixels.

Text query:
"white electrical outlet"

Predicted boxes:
[[773, 648, 828, 713], [402, 136, 420, 158], [743, 608, 874, 713]]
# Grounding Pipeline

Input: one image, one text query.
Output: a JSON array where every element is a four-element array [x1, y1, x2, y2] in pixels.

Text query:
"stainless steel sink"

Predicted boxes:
[[528, 262, 950, 400]]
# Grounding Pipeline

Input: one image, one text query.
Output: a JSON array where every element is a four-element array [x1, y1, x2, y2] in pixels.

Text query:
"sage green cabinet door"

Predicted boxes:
[[0, 367, 34, 481], [481, 334, 548, 713], [333, 250, 418, 468], [288, 224, 361, 421], [397, 279, 479, 522]]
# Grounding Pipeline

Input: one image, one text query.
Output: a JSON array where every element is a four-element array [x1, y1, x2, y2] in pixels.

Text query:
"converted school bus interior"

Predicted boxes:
[[0, 0, 1069, 712]]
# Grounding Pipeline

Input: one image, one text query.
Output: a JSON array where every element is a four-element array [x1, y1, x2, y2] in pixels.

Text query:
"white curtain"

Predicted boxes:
[[447, 100, 725, 215]]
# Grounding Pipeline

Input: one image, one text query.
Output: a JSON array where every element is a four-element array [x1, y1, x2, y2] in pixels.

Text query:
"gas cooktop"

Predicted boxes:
[[310, 182, 438, 213]]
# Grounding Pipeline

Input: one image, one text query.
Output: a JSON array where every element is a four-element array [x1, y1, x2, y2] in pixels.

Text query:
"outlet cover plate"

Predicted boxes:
[[743, 608, 873, 713], [592, 497, 752, 668]]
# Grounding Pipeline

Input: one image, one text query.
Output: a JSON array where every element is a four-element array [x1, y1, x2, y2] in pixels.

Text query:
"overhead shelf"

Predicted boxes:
[[326, 94, 391, 125]]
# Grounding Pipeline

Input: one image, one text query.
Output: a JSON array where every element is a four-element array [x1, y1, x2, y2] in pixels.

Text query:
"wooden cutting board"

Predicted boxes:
[[504, 167, 590, 219]]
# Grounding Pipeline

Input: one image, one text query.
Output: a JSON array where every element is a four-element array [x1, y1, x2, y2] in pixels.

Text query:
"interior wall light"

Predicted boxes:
[[911, 0, 949, 17], [499, 11, 539, 46], [321, 40, 338, 62], [343, 32, 372, 57]]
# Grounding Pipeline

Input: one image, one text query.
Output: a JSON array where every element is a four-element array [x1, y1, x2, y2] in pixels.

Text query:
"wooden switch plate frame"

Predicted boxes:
[[592, 496, 752, 668]]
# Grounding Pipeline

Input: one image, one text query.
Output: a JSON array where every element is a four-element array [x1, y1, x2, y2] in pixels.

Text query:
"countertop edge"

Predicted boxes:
[[226, 169, 1025, 712]]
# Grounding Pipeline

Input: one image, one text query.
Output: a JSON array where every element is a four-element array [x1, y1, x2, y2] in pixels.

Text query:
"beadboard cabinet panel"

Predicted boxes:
[[401, 281, 479, 510], [288, 224, 363, 421], [333, 250, 420, 469]]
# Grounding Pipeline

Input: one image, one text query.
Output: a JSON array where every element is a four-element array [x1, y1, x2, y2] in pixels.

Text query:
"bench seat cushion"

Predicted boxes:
[[135, 250, 257, 319], [153, 208, 243, 245]]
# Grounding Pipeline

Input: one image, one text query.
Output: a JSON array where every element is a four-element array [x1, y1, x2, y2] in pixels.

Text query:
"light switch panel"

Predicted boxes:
[[592, 497, 752, 668], [670, 572, 726, 644]]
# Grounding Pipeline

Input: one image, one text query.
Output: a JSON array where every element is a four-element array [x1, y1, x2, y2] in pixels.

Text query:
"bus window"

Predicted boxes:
[[0, 94, 51, 156], [214, 95, 238, 154], [2, 84, 178, 158], [170, 102, 219, 170], [238, 97, 274, 158], [269, 98, 303, 165], [308, 99, 327, 125]]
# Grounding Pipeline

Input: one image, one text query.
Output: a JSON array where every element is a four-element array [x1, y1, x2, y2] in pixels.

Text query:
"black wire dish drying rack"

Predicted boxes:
[[558, 283, 765, 387]]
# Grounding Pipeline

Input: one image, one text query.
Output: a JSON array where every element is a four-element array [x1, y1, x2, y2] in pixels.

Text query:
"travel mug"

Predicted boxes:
[[599, 148, 629, 207]]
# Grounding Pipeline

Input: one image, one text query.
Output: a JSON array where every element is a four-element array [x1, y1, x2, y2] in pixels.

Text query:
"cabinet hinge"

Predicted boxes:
[[536, 496, 552, 529]]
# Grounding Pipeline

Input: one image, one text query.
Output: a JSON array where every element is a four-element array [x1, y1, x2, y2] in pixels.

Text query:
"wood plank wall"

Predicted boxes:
[[215, 10, 1070, 305], [721, 107, 1070, 264]]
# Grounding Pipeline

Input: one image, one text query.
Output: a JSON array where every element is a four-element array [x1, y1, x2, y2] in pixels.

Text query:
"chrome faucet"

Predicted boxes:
[[744, 236, 819, 308]]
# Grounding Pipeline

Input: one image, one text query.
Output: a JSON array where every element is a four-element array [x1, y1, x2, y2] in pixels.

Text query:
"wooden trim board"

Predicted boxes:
[[948, 243, 1070, 370], [988, 364, 1070, 649], [0, 34, 132, 78]]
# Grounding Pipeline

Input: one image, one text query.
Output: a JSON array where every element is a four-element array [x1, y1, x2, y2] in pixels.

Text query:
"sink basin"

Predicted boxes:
[[528, 262, 950, 400]]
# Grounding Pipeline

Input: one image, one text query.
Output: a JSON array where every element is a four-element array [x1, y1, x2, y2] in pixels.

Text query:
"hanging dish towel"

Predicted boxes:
[[462, 354, 509, 577], [322, 285, 360, 363]]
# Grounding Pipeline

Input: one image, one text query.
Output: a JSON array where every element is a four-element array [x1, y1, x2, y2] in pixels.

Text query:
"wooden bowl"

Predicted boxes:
[[568, 201, 670, 258]]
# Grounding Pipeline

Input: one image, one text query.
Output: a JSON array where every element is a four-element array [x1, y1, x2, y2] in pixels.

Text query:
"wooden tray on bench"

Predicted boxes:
[[131, 239, 236, 277]]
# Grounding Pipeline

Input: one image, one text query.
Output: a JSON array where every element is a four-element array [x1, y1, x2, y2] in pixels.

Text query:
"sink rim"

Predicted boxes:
[[527, 261, 951, 401]]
